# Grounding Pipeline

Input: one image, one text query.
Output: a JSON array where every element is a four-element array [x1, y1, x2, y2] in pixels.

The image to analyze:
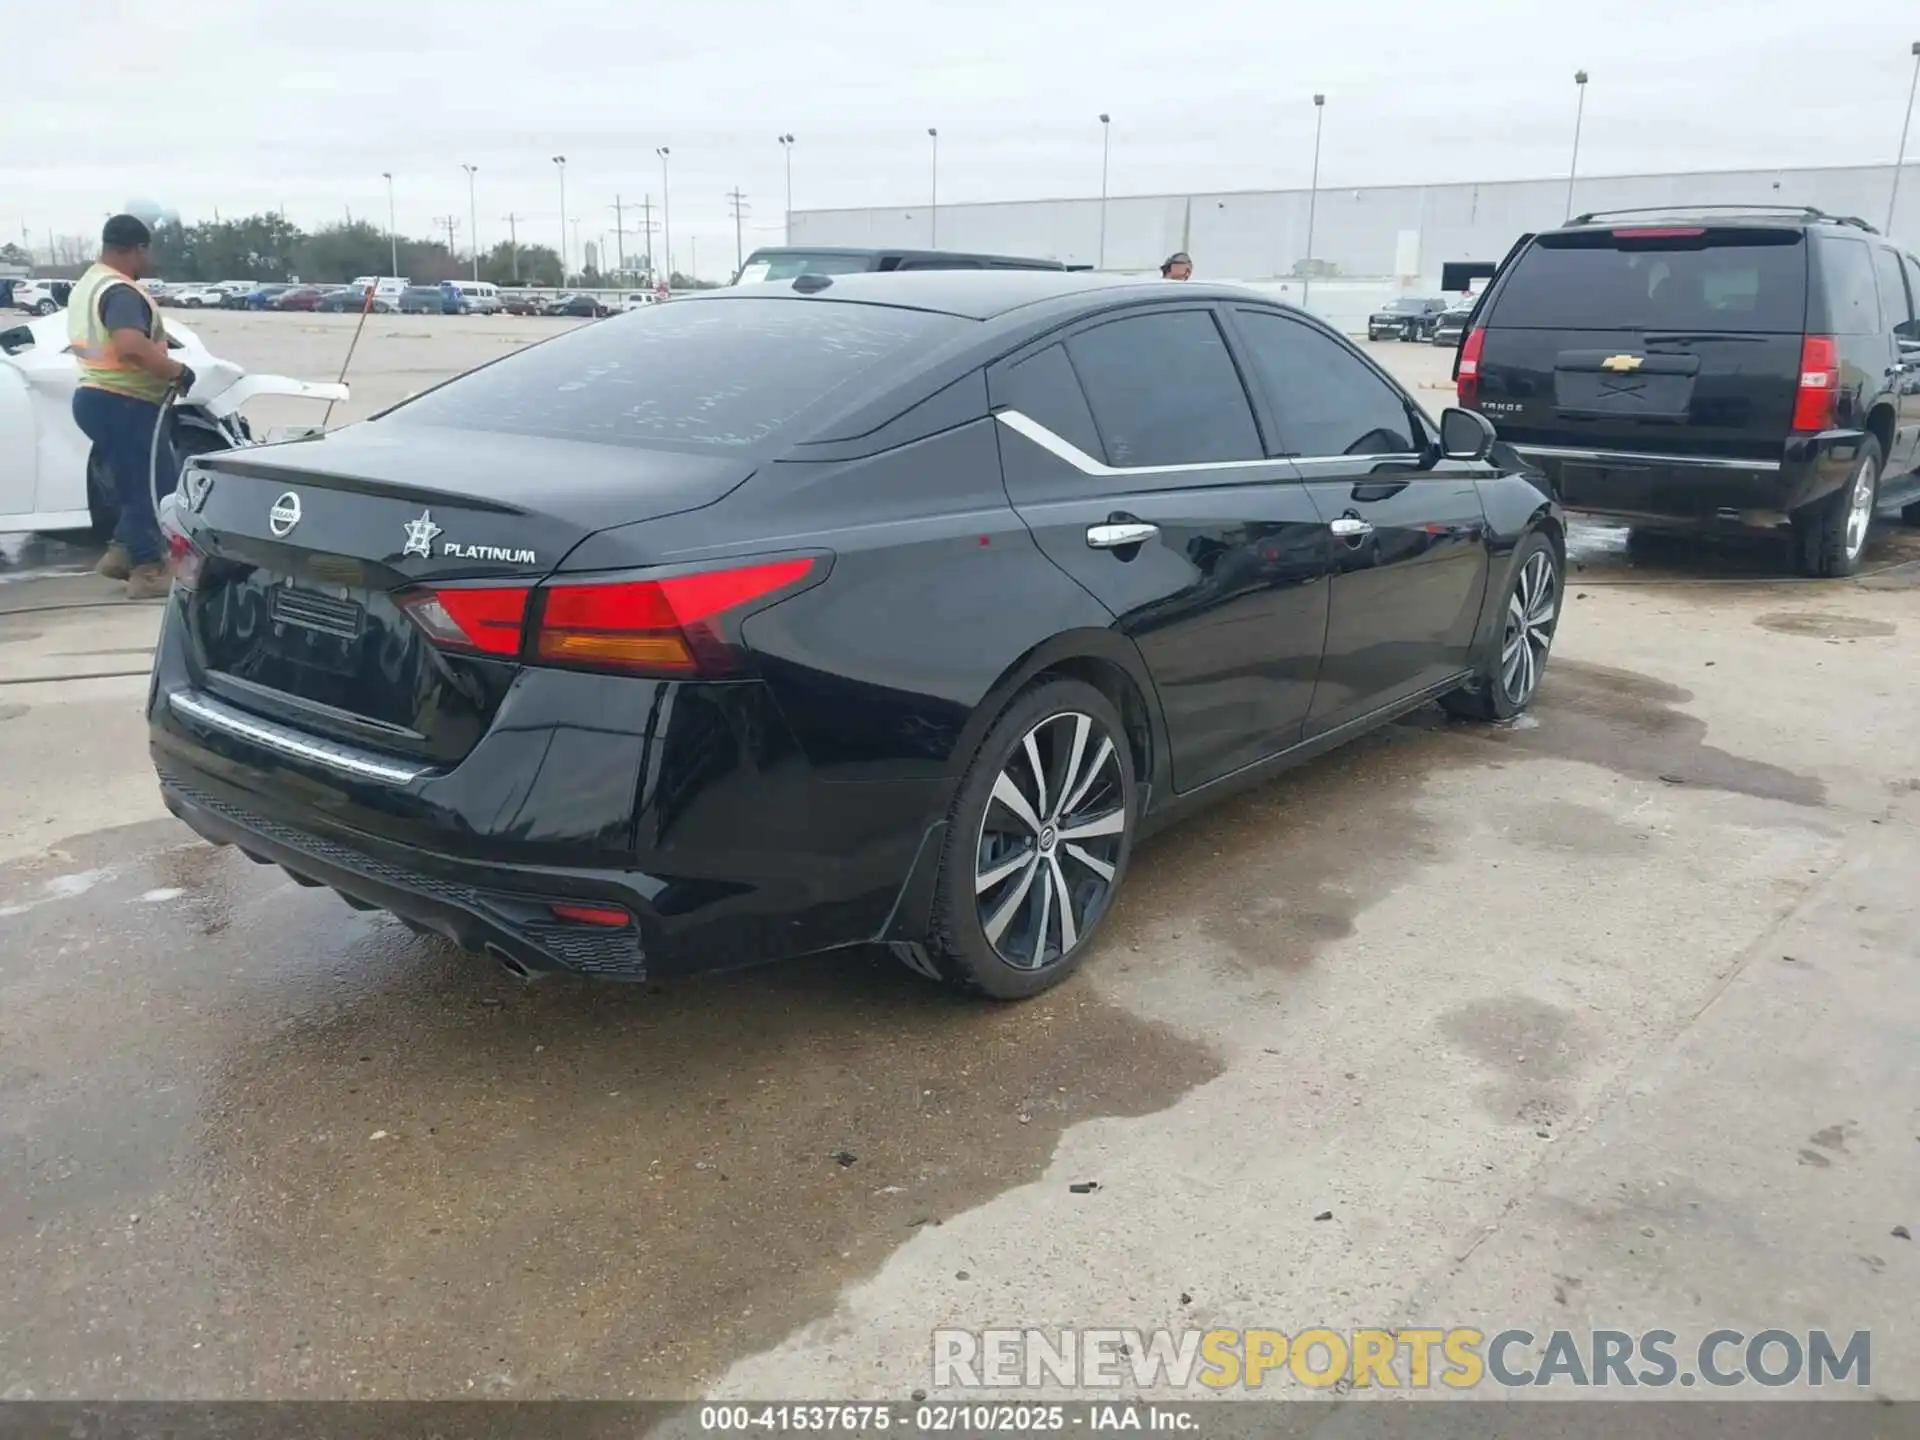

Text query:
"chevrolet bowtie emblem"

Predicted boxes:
[[1601, 354, 1644, 372]]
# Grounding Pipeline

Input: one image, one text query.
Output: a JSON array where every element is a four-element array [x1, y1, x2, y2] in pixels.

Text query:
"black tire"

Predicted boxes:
[[1901, 499, 1920, 526], [923, 678, 1137, 1000], [1441, 530, 1563, 722], [35, 299, 57, 316], [1791, 436, 1880, 578]]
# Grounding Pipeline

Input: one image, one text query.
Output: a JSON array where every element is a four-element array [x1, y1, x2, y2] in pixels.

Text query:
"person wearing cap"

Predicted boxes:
[[1160, 252, 1193, 280], [67, 214, 195, 599]]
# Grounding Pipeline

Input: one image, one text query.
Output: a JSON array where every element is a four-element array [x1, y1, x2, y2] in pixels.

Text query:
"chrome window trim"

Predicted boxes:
[[994, 410, 1421, 478], [1512, 443, 1782, 473], [167, 690, 433, 785]]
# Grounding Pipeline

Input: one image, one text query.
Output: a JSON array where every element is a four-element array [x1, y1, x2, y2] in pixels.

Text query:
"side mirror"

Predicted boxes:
[[1439, 406, 1496, 463]]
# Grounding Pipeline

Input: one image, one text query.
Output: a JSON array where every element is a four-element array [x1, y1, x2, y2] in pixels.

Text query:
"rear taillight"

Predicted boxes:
[[396, 585, 528, 657], [398, 556, 821, 678], [1792, 335, 1839, 432], [158, 506, 203, 590], [536, 557, 818, 676], [1456, 326, 1486, 407]]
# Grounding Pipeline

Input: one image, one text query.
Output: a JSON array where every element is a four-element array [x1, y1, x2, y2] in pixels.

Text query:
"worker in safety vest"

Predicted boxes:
[[67, 214, 195, 599]]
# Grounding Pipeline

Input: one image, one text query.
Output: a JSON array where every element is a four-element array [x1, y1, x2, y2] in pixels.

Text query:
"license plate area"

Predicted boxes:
[[270, 582, 365, 641], [1554, 370, 1694, 419]]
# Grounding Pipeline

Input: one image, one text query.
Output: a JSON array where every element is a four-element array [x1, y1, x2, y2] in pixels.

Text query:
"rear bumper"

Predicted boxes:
[[146, 602, 948, 983], [1510, 433, 1863, 529]]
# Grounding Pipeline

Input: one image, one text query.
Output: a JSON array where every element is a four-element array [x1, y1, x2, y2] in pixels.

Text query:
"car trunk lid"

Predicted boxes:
[[178, 424, 755, 765]]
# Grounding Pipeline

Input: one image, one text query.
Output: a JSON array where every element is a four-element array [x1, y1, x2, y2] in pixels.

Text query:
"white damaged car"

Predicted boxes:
[[0, 310, 348, 537]]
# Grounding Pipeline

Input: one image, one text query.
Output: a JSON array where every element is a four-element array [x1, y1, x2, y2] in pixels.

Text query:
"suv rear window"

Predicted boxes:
[[1489, 228, 1808, 333], [384, 296, 967, 451]]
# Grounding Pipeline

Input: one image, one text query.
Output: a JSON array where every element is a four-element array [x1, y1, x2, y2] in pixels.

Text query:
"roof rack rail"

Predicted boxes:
[[1567, 203, 1880, 234]]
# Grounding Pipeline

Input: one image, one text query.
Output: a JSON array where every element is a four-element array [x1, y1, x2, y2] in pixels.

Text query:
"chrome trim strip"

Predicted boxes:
[[995, 410, 1421, 478], [167, 690, 433, 785], [1512, 444, 1782, 473]]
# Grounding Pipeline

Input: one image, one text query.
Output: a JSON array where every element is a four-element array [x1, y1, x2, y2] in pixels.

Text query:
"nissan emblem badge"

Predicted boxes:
[[268, 491, 302, 538]]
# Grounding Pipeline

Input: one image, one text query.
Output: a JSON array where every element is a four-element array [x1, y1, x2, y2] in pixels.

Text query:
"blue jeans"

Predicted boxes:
[[71, 385, 172, 565]]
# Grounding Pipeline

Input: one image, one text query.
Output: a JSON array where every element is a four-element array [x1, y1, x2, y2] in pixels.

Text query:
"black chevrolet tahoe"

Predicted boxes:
[[1456, 206, 1920, 576]]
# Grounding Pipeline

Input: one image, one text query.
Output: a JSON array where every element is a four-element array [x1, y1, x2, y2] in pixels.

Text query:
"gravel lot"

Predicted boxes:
[[1, 306, 1917, 1403]]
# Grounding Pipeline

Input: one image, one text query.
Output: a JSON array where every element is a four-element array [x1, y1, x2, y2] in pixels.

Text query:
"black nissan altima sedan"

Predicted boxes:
[[149, 271, 1564, 999]]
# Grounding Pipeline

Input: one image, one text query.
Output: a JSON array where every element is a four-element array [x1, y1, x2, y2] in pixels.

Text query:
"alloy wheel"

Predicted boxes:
[[974, 710, 1127, 970], [1499, 550, 1559, 707], [1844, 456, 1878, 561]]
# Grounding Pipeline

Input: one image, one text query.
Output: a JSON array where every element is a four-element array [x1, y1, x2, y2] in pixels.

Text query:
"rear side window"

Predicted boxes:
[[1871, 246, 1913, 333], [1064, 309, 1262, 467], [1903, 255, 1920, 341], [998, 344, 1104, 459], [1815, 237, 1880, 335], [385, 296, 968, 451], [1488, 228, 1808, 333], [1233, 309, 1418, 457]]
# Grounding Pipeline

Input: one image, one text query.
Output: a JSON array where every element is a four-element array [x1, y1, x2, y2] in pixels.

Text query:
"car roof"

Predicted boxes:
[[686, 269, 1262, 321]]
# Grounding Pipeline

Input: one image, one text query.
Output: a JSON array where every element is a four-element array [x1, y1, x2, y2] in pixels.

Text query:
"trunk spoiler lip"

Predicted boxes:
[[188, 451, 528, 515]]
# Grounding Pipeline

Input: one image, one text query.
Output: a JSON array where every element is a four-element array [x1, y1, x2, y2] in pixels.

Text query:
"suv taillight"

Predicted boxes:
[[1792, 335, 1839, 432], [398, 556, 823, 679], [1456, 326, 1487, 407]]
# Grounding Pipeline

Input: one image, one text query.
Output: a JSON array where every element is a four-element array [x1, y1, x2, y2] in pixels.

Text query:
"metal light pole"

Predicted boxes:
[[1302, 95, 1325, 308], [1565, 70, 1590, 221], [928, 127, 939, 246], [778, 134, 796, 244], [1890, 42, 1920, 233], [657, 146, 672, 287], [1098, 113, 1111, 269], [552, 155, 567, 285], [382, 171, 398, 276], [461, 164, 479, 280]]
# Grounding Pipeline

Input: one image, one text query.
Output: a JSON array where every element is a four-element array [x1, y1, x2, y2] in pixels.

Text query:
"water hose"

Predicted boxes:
[[148, 374, 183, 521]]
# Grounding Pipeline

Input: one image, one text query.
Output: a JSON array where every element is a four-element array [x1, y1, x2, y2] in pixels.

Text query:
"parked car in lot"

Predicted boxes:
[[11, 279, 72, 315], [150, 271, 1562, 1000], [272, 286, 330, 312], [242, 284, 296, 310], [548, 293, 609, 318], [442, 280, 502, 314], [316, 285, 390, 313], [398, 285, 453, 315], [623, 291, 659, 312], [1, 309, 348, 536], [1366, 296, 1448, 341], [1430, 294, 1479, 347], [500, 292, 546, 316], [1459, 204, 1920, 576], [168, 284, 227, 309]]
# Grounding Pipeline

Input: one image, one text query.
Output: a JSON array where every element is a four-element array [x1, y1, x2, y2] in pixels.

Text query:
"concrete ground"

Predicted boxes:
[[0, 316, 1917, 1403]]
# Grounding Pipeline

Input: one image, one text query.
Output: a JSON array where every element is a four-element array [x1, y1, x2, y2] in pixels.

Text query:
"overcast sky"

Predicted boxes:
[[6, 0, 1917, 278]]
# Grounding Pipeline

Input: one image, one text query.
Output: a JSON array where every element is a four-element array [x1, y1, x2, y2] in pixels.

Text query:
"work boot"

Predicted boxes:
[[94, 543, 131, 580], [124, 563, 171, 601]]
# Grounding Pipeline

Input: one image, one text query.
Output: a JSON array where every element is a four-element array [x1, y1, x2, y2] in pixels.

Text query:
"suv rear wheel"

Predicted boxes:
[[1791, 436, 1880, 578]]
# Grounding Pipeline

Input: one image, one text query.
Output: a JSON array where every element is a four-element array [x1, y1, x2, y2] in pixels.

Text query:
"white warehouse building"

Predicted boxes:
[[790, 162, 1919, 332]]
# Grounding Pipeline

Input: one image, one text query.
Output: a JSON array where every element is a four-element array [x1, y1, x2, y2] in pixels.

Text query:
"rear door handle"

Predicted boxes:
[[1087, 522, 1159, 549], [1330, 516, 1374, 539]]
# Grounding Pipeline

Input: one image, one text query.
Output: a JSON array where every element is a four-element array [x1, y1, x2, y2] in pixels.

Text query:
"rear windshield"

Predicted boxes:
[[735, 252, 877, 285], [1490, 228, 1808, 333], [383, 296, 969, 451]]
